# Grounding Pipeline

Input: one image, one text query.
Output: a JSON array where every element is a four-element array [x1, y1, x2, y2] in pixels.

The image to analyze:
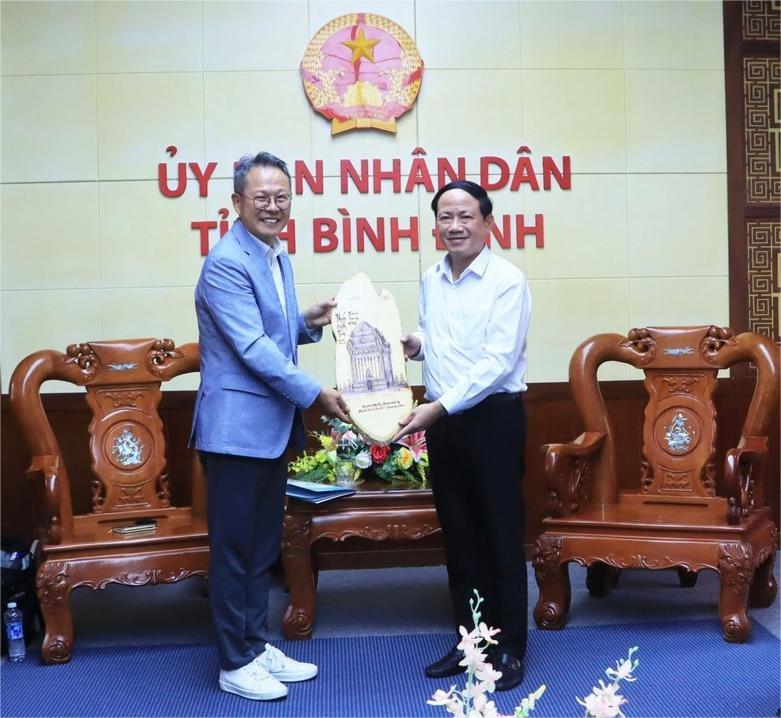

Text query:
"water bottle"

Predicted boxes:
[[4, 602, 25, 662], [335, 437, 355, 486]]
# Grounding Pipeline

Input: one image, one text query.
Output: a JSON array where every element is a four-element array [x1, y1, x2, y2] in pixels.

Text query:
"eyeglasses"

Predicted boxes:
[[241, 193, 292, 210]]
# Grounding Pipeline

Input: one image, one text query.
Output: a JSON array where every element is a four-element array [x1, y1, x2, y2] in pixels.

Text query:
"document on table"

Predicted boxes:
[[286, 479, 357, 504]]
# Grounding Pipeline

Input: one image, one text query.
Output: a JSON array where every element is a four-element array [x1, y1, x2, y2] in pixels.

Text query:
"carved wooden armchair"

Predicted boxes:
[[532, 326, 779, 642], [9, 338, 208, 663]]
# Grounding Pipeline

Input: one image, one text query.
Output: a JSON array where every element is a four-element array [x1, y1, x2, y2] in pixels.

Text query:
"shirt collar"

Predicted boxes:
[[261, 235, 285, 266], [436, 245, 491, 283], [234, 220, 285, 266]]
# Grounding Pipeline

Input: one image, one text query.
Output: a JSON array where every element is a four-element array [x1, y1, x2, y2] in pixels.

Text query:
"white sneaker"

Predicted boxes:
[[218, 661, 288, 701], [255, 642, 318, 682]]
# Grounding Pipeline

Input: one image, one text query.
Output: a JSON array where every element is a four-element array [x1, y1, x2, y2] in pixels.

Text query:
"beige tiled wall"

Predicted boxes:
[[0, 0, 728, 391]]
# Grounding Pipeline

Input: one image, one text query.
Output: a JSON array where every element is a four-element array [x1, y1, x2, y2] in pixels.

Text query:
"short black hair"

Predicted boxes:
[[234, 152, 291, 194], [430, 180, 493, 219]]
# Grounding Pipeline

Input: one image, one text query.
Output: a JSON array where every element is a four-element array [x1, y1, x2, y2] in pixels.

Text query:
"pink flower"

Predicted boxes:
[[427, 688, 454, 706], [577, 681, 627, 718], [476, 621, 500, 644], [397, 431, 427, 461], [474, 664, 502, 692]]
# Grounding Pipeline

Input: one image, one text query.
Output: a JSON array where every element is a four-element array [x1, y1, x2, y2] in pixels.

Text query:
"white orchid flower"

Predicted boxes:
[[605, 647, 639, 683]]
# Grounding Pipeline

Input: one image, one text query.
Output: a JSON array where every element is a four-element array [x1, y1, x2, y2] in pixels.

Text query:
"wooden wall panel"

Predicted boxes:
[[3, 381, 777, 561], [724, 1, 781, 372]]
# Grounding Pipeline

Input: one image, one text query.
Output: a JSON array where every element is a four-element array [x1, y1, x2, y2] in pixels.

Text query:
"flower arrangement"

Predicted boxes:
[[576, 646, 639, 718], [428, 590, 639, 718], [287, 416, 428, 485]]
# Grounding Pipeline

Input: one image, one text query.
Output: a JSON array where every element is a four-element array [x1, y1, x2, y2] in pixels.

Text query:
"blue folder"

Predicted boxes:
[[286, 479, 357, 504]]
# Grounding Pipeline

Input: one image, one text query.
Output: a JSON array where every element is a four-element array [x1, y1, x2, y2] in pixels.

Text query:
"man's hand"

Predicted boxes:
[[391, 401, 445, 442], [400, 333, 421, 360], [315, 386, 350, 423], [304, 298, 337, 329]]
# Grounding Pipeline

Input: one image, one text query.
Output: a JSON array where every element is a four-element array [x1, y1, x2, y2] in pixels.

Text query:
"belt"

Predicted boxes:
[[480, 392, 523, 406]]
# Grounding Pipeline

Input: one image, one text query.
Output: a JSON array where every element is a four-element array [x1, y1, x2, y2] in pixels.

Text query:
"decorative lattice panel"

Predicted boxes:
[[742, 0, 781, 41], [744, 57, 781, 204], [747, 221, 781, 343]]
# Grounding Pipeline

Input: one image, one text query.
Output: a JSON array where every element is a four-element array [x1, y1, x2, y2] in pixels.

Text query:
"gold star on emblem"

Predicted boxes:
[[342, 27, 380, 63]]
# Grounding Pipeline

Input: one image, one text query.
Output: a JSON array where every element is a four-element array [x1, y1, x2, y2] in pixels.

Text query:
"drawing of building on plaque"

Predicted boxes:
[[341, 321, 409, 396], [332, 273, 414, 443]]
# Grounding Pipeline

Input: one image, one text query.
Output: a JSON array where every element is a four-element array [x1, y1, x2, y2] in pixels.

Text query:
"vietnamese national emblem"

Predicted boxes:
[[300, 13, 424, 135]]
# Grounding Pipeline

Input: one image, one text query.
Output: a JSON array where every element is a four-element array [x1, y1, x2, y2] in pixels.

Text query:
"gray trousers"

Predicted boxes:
[[199, 450, 287, 670]]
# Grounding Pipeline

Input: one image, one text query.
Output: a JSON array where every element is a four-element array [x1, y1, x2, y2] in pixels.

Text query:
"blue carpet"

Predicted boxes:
[[1, 620, 778, 717]]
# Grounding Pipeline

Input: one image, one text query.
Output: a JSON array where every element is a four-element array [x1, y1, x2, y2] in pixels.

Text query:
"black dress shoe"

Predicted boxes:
[[425, 646, 466, 678], [492, 652, 524, 691]]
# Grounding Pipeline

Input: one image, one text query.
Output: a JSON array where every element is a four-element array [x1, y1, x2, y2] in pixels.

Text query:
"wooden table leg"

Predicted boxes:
[[532, 535, 571, 630], [281, 512, 315, 640], [718, 542, 752, 642]]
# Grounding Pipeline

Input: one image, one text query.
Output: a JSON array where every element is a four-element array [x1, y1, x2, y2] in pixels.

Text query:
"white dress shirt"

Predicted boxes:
[[261, 236, 288, 317], [412, 246, 532, 415]]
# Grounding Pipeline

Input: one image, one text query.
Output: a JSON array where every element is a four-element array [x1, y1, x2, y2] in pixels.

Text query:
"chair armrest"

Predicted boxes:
[[542, 432, 606, 517], [724, 435, 768, 525], [26, 454, 63, 545]]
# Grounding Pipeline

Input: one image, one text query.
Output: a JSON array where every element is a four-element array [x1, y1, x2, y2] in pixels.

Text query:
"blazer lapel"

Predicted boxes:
[[279, 253, 298, 357], [233, 223, 273, 278], [234, 222, 295, 355]]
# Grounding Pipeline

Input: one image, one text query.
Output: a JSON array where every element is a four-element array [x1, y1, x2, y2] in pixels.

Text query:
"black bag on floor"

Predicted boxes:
[[1, 537, 39, 654]]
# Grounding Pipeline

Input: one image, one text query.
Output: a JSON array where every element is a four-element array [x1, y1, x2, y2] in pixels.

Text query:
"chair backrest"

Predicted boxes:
[[9, 338, 199, 539], [568, 326, 779, 506]]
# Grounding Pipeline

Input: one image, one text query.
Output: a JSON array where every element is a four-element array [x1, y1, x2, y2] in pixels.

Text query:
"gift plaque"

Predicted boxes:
[[332, 273, 413, 444]]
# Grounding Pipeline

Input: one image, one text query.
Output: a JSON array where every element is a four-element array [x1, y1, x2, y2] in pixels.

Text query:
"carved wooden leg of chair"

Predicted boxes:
[[749, 552, 777, 608], [677, 567, 698, 588], [532, 537, 571, 629], [718, 542, 753, 643], [281, 513, 315, 640], [36, 560, 75, 664], [586, 562, 617, 597]]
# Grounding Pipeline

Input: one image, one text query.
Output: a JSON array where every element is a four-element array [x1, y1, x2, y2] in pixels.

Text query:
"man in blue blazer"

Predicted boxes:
[[191, 151, 349, 702]]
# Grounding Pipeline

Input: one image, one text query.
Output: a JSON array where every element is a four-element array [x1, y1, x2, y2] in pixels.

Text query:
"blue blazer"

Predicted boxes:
[[190, 221, 322, 459]]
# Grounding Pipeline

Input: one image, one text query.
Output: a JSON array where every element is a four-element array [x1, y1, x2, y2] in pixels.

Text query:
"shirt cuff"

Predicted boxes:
[[437, 390, 459, 415], [409, 332, 425, 361]]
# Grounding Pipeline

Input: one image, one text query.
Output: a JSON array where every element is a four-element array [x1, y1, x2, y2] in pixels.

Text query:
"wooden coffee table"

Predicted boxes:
[[281, 479, 441, 639]]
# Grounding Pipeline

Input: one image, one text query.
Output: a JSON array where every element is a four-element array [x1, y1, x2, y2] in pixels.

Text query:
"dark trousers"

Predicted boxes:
[[427, 395, 528, 659], [199, 450, 288, 670]]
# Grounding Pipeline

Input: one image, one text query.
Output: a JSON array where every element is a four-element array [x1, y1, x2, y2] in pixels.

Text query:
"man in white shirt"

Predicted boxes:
[[394, 180, 532, 691]]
